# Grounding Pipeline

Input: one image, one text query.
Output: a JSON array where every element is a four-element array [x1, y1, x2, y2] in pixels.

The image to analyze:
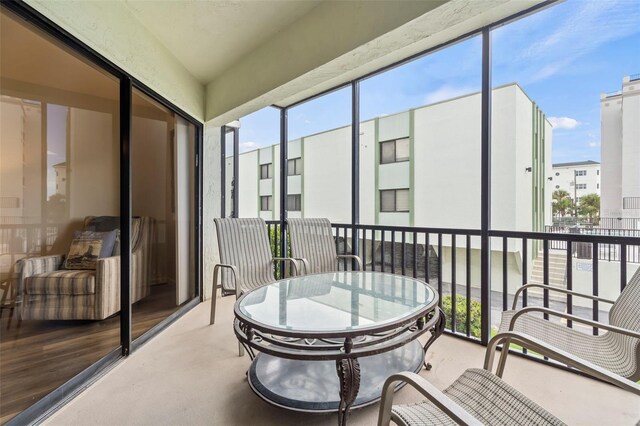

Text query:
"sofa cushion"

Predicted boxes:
[[25, 270, 96, 295]]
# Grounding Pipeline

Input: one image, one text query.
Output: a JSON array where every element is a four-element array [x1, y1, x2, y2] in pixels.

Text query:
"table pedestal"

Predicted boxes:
[[247, 340, 424, 417]]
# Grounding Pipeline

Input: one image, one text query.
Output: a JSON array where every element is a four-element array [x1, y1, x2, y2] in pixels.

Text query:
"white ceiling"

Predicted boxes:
[[123, 0, 322, 84]]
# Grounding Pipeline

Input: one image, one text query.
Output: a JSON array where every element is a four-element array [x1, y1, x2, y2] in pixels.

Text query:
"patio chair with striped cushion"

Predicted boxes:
[[378, 368, 566, 426], [485, 265, 640, 395], [287, 218, 362, 274], [210, 217, 299, 328]]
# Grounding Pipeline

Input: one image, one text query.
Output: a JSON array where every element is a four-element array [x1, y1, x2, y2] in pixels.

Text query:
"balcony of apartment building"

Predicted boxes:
[[1, 1, 639, 425]]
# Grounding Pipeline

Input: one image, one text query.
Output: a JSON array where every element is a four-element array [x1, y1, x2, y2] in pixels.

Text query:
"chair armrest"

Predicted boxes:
[[509, 306, 640, 340], [213, 264, 239, 297], [272, 257, 300, 276], [96, 256, 121, 318], [512, 284, 616, 309], [337, 254, 363, 271], [485, 331, 640, 396], [378, 372, 481, 426], [15, 254, 65, 296], [291, 257, 310, 275]]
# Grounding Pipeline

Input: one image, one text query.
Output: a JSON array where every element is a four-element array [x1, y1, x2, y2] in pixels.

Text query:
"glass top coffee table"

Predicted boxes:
[[234, 271, 444, 425]]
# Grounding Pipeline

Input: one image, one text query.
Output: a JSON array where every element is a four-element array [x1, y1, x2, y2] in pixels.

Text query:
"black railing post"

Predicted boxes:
[[279, 107, 288, 272], [351, 81, 360, 269], [480, 28, 492, 345]]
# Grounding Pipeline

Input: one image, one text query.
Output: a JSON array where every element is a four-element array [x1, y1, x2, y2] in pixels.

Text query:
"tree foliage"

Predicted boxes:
[[552, 189, 573, 217], [577, 193, 600, 222]]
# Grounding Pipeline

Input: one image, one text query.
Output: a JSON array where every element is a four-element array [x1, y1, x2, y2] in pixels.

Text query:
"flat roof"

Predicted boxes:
[[552, 160, 600, 167]]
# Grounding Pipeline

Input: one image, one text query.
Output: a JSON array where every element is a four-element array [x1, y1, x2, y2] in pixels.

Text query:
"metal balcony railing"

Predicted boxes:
[[266, 220, 640, 366]]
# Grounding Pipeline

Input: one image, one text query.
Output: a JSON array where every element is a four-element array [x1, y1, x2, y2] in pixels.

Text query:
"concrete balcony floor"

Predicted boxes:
[[46, 294, 640, 425]]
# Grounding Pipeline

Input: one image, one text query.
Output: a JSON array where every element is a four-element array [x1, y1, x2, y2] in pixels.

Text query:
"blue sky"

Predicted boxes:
[[239, 0, 640, 164]]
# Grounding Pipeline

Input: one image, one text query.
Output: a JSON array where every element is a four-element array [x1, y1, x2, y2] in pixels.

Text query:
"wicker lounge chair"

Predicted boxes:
[[210, 218, 299, 327], [485, 266, 640, 395], [287, 218, 362, 274], [378, 368, 566, 426]]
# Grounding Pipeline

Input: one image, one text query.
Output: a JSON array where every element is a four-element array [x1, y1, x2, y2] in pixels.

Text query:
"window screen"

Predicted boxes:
[[260, 164, 271, 179], [287, 158, 302, 176], [380, 141, 395, 164], [260, 196, 272, 211], [396, 189, 410, 212], [287, 194, 301, 211], [380, 190, 395, 212], [395, 138, 410, 162]]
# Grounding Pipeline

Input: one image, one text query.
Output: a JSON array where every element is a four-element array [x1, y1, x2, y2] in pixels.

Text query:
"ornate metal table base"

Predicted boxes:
[[247, 340, 425, 419]]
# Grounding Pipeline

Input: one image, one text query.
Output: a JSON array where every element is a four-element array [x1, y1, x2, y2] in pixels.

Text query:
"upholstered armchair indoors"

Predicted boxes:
[[15, 216, 153, 321]]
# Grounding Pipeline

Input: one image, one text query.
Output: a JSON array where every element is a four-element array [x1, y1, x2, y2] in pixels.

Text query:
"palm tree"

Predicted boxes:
[[552, 189, 573, 217], [578, 193, 600, 224]]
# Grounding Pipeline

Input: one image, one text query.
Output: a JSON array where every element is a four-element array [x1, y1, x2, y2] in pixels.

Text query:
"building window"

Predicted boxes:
[[597, 183, 600, 189], [287, 194, 301, 211], [380, 189, 410, 212], [260, 196, 272, 211], [380, 138, 410, 164], [576, 183, 587, 190], [260, 163, 272, 179], [569, 181, 574, 186], [287, 158, 302, 176], [555, 185, 560, 189], [576, 170, 587, 176], [597, 170, 600, 175]]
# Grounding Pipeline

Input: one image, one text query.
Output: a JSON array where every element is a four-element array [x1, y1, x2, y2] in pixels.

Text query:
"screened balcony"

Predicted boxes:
[[1, 0, 639, 425]]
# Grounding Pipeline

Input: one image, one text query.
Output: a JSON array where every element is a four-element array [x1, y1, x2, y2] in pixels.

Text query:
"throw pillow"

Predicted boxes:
[[64, 230, 118, 270]]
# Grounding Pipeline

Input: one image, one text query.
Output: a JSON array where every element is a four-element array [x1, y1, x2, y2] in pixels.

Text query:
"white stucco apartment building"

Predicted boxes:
[[600, 75, 640, 225], [226, 84, 553, 294], [228, 83, 552, 234], [551, 160, 600, 202]]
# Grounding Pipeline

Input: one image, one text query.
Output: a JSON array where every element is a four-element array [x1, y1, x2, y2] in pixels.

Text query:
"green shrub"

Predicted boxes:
[[441, 295, 482, 338]]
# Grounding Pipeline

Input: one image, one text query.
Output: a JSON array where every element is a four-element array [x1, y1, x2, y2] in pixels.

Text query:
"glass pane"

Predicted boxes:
[[288, 87, 352, 223], [396, 189, 410, 212], [236, 107, 280, 220], [237, 272, 435, 332], [380, 141, 395, 164], [395, 138, 410, 162], [360, 35, 481, 229], [1, 9, 120, 421], [287, 159, 295, 176], [131, 89, 196, 340], [380, 190, 395, 212]]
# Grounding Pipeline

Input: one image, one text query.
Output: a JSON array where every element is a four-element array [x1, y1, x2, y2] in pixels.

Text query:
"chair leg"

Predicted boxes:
[[210, 267, 221, 325], [238, 341, 245, 357], [496, 338, 511, 377]]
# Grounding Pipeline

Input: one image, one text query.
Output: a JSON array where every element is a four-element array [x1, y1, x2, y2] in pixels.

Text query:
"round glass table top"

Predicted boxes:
[[236, 271, 436, 334]]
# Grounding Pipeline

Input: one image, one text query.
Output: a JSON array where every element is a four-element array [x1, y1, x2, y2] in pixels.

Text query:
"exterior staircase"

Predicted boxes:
[[527, 251, 567, 301]]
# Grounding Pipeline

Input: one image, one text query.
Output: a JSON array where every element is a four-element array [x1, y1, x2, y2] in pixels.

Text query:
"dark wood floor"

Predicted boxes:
[[0, 284, 183, 424]]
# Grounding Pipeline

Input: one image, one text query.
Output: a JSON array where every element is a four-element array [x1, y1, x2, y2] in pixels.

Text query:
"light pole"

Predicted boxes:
[[573, 169, 577, 218]]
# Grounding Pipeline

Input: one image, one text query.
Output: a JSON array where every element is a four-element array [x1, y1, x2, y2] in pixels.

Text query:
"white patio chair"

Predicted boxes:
[[485, 266, 640, 395]]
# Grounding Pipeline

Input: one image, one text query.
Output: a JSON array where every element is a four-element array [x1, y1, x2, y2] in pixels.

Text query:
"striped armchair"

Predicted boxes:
[[16, 216, 153, 321], [287, 218, 362, 274]]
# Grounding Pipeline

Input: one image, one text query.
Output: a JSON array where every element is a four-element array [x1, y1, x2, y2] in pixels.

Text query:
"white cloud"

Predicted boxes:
[[496, 0, 640, 83], [239, 141, 261, 153], [548, 116, 580, 129], [588, 141, 599, 148], [424, 85, 475, 105]]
